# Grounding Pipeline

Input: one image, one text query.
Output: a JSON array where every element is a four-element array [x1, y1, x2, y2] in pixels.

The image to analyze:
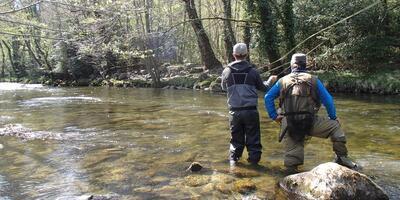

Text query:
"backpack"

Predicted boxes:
[[279, 73, 320, 141]]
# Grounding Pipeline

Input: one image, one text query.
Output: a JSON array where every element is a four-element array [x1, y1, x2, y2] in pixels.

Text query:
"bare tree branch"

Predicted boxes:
[[0, 1, 42, 15], [0, 31, 63, 40], [163, 17, 260, 35], [0, 16, 69, 33]]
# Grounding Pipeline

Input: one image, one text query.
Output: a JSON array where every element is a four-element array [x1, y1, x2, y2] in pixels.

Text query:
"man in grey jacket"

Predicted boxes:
[[221, 43, 277, 165]]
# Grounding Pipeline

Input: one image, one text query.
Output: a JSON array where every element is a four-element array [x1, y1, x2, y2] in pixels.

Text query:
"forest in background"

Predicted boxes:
[[0, 0, 399, 92]]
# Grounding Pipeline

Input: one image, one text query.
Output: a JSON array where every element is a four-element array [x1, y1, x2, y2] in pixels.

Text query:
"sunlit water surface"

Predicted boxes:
[[0, 83, 399, 199]]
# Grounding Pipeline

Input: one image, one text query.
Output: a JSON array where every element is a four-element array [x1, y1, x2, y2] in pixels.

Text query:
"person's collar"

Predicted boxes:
[[229, 59, 248, 66], [291, 68, 307, 73]]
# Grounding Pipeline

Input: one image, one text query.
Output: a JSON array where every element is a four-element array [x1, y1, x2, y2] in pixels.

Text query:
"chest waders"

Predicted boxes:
[[227, 66, 262, 164]]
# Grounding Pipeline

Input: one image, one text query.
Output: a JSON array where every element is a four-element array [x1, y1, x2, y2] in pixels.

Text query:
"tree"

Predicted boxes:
[[243, 0, 254, 62], [255, 0, 282, 73], [222, 0, 236, 62], [281, 0, 296, 60], [182, 0, 222, 70]]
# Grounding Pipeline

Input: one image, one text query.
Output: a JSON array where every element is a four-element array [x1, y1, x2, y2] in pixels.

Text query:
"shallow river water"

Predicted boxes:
[[0, 83, 399, 199]]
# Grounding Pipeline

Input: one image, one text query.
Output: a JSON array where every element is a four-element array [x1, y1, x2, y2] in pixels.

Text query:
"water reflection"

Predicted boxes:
[[0, 83, 399, 199]]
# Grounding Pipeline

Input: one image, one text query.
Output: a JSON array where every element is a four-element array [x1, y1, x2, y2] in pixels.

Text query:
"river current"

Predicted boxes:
[[0, 83, 399, 199]]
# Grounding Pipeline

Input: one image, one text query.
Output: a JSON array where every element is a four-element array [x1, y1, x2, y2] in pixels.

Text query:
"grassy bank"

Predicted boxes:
[[314, 70, 400, 95]]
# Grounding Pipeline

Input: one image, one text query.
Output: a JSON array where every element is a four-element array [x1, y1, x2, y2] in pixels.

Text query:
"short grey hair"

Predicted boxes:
[[290, 53, 307, 69], [233, 43, 248, 56]]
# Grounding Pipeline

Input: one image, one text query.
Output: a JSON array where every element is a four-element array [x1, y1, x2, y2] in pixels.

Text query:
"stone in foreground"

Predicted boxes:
[[279, 162, 389, 200], [187, 162, 203, 172]]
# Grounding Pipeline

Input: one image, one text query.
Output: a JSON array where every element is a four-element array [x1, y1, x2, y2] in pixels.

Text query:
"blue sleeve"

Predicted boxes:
[[317, 79, 337, 120], [264, 82, 281, 120]]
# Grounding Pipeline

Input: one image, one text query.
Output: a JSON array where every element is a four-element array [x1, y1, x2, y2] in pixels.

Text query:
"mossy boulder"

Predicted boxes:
[[209, 77, 223, 92], [279, 162, 389, 200], [163, 76, 197, 88]]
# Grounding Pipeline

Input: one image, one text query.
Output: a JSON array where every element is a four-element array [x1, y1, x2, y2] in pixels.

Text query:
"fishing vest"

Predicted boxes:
[[279, 72, 321, 140]]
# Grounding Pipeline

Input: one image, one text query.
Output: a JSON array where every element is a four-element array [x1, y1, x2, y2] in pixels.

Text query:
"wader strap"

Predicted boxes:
[[283, 111, 313, 116], [230, 106, 257, 111]]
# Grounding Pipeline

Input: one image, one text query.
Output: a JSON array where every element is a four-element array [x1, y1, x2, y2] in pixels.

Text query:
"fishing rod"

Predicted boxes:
[[272, 41, 327, 77]]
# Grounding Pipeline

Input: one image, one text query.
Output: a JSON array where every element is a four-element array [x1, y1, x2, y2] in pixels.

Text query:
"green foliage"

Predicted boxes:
[[253, 0, 282, 66], [164, 76, 197, 88], [294, 0, 400, 71], [315, 69, 400, 94]]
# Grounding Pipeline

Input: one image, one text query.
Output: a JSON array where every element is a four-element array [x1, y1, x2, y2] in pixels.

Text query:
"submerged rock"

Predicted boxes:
[[187, 162, 203, 172], [279, 162, 389, 200], [233, 179, 256, 194], [77, 194, 119, 200], [184, 174, 210, 187]]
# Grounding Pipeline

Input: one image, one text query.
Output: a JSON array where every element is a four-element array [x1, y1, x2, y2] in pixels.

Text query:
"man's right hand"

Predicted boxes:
[[267, 75, 278, 86], [275, 115, 284, 124]]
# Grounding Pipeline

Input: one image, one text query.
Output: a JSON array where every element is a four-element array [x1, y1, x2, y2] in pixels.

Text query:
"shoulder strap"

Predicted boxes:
[[310, 75, 321, 108]]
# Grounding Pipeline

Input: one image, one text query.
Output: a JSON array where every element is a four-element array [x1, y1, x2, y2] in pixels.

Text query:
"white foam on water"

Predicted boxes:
[[389, 126, 400, 131], [0, 116, 14, 122], [20, 96, 102, 107], [0, 124, 63, 140], [0, 82, 44, 91]]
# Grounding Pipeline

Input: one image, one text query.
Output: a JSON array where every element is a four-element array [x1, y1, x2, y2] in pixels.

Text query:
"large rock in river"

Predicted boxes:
[[279, 162, 388, 200]]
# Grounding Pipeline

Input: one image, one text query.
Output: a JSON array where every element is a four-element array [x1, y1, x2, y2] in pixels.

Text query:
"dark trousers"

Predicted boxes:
[[228, 109, 262, 164]]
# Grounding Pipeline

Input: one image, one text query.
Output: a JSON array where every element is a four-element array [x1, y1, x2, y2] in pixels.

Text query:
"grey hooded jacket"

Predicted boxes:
[[221, 60, 270, 109]]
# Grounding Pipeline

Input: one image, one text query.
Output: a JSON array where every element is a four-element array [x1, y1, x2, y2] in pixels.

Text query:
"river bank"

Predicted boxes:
[[315, 69, 400, 95], [3, 64, 400, 95]]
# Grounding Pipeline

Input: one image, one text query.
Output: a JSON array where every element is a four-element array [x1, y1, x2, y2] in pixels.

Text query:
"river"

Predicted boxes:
[[0, 83, 399, 199]]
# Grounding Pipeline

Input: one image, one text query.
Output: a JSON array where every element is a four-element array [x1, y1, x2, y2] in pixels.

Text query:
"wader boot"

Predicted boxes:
[[334, 155, 359, 170], [283, 165, 300, 175]]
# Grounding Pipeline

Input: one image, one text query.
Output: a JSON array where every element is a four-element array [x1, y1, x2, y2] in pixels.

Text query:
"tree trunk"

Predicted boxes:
[[182, 0, 222, 70], [282, 0, 296, 60], [144, 0, 152, 33], [143, 0, 161, 87], [381, 0, 390, 34], [54, 3, 68, 74], [2, 40, 16, 78], [198, 0, 201, 19], [11, 37, 26, 78], [255, 0, 282, 73], [178, 12, 187, 63], [24, 38, 43, 68], [34, 39, 52, 71], [243, 0, 254, 62], [0, 43, 5, 78], [222, 0, 236, 63]]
